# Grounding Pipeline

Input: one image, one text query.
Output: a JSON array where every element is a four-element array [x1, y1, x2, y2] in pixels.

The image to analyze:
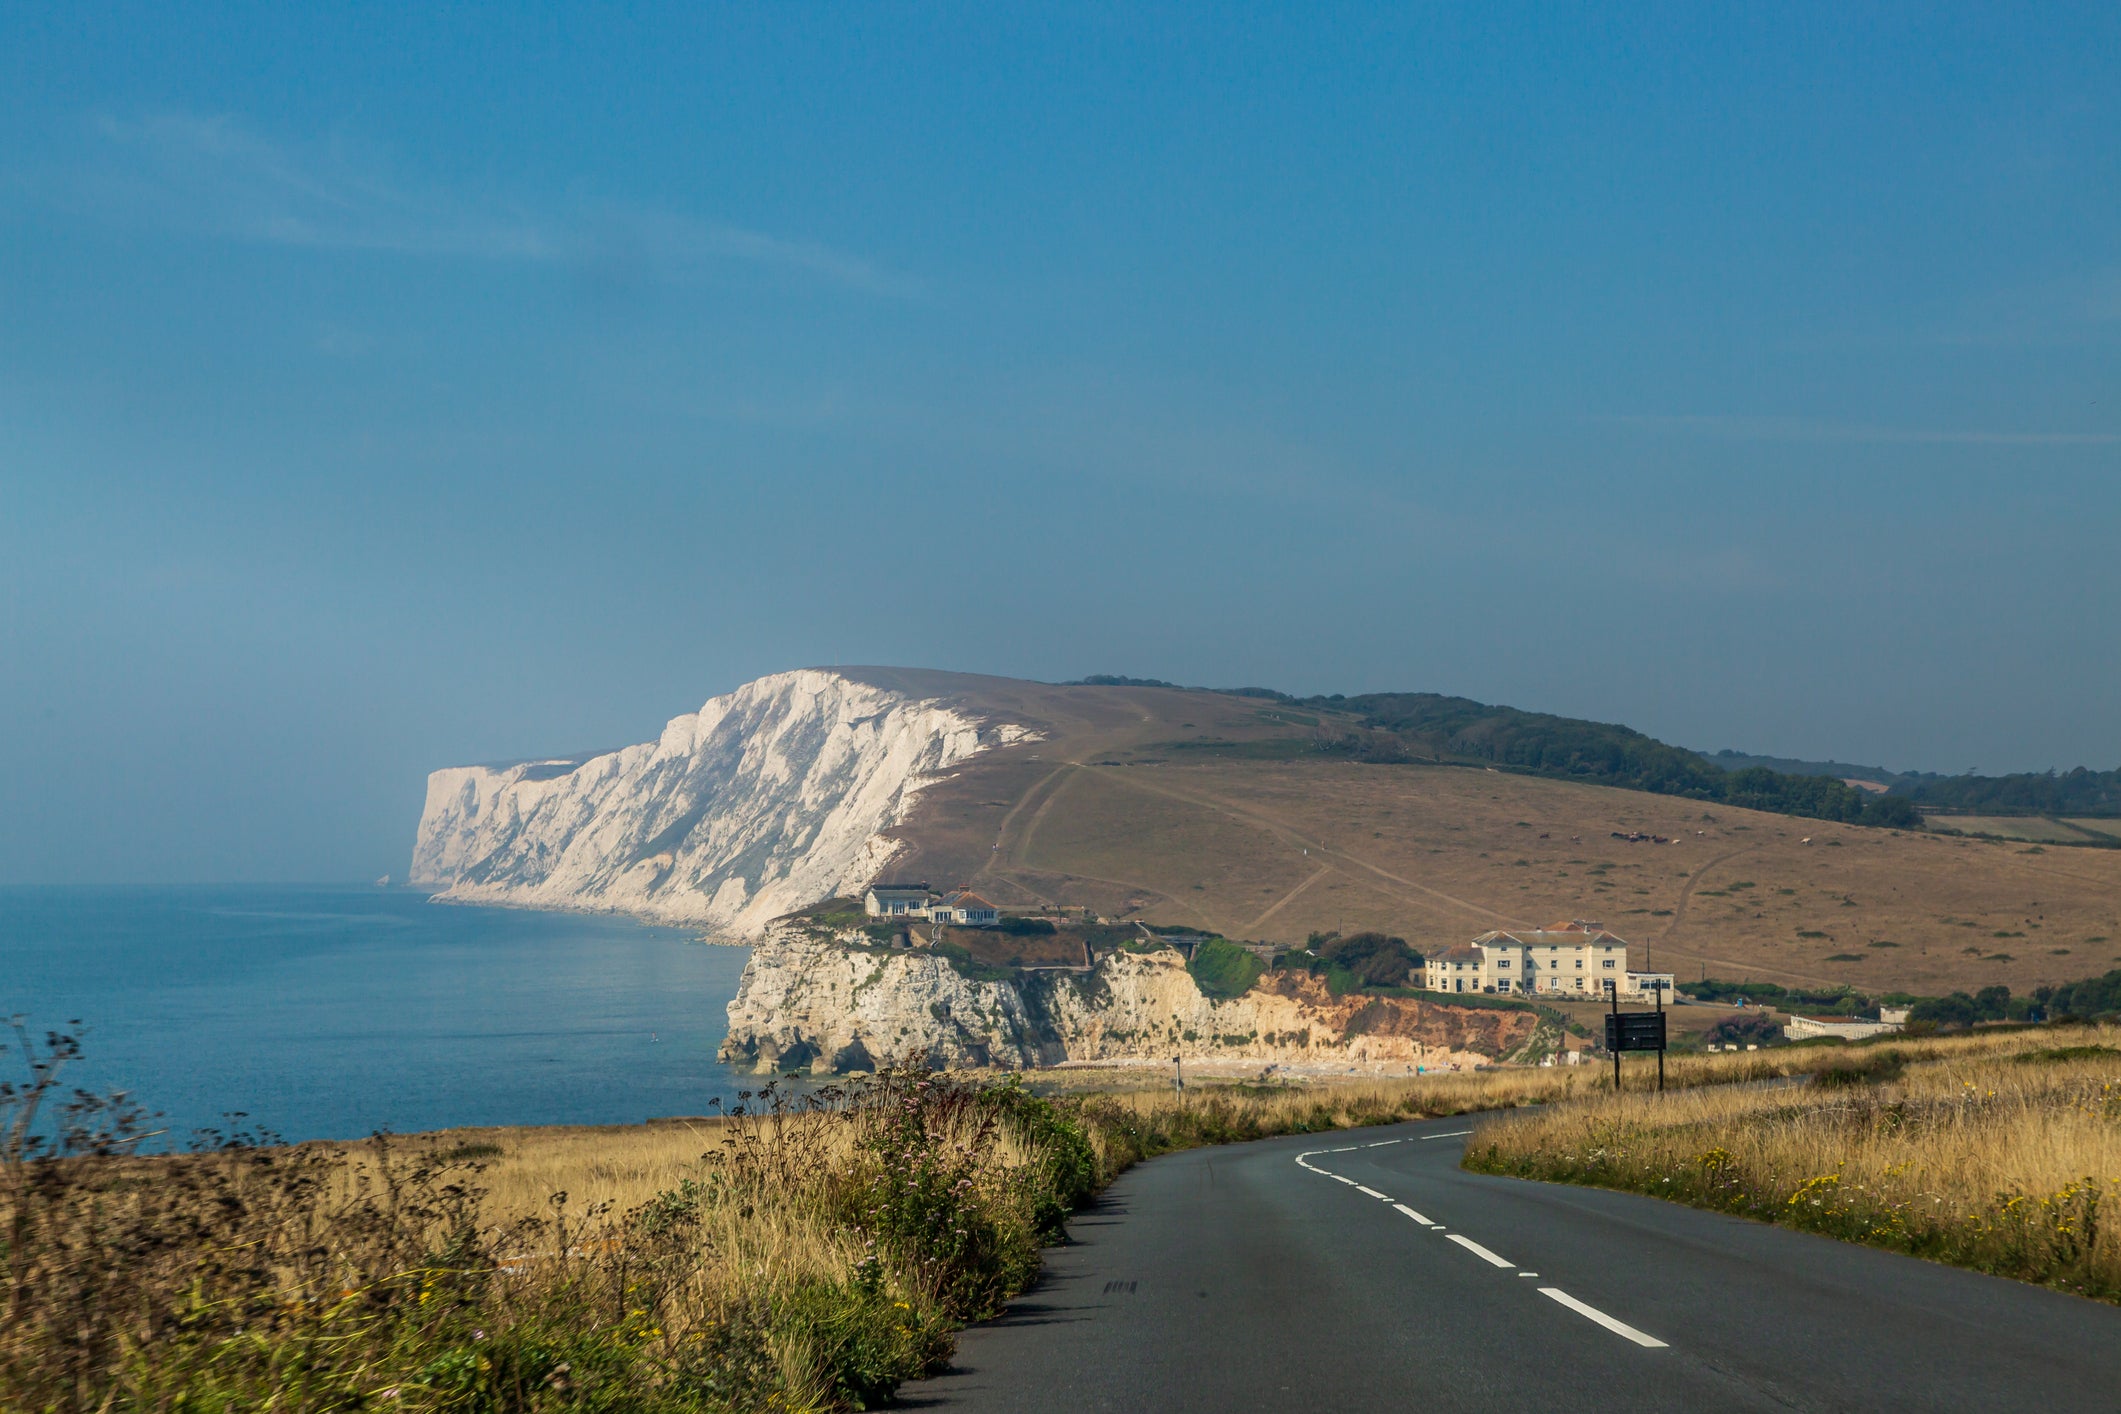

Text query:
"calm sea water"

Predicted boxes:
[[0, 884, 758, 1143]]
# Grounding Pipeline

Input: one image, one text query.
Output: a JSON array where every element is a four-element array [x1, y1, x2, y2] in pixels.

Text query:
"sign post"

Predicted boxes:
[[1604, 979, 1669, 1092]]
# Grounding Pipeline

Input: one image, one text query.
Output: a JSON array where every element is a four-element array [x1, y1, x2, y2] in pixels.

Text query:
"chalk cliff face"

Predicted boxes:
[[719, 928, 1545, 1074], [410, 670, 1034, 938]]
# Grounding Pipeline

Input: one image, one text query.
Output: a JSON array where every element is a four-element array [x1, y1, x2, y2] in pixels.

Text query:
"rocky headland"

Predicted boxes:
[[718, 923, 1547, 1075]]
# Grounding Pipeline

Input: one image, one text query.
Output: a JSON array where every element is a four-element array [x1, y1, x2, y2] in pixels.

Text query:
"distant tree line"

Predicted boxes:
[[1896, 767, 2121, 818], [1064, 675, 2116, 824], [1283, 691, 1924, 829], [1688, 978, 1878, 1012], [1909, 985, 2027, 1026], [2029, 968, 2121, 1020], [1686, 968, 2121, 1029]]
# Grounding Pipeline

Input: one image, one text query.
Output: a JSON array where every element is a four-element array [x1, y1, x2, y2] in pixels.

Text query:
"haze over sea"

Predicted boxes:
[[0, 885, 754, 1143]]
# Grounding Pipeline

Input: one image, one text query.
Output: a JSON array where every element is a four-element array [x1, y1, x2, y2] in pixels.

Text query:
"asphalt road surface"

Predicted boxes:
[[899, 1114, 2121, 1413]]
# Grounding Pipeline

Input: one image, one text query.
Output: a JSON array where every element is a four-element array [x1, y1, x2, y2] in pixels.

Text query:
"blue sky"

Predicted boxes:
[[4, 3, 2118, 883]]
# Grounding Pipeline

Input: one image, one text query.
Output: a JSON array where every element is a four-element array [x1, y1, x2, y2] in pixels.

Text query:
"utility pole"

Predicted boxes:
[[1173, 1011, 1185, 1097], [1608, 978, 1622, 1093], [1655, 978, 1666, 1093]]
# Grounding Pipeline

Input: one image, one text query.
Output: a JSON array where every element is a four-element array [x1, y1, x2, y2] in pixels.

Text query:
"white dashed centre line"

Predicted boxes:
[[1539, 1287, 1669, 1349], [1422, 1129, 1473, 1140], [1446, 1234, 1515, 1269], [1293, 1142, 1671, 1351]]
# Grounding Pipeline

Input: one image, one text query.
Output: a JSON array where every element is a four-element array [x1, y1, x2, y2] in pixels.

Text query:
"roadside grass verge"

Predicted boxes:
[[1463, 1024, 2121, 1302], [0, 1043, 1770, 1413], [10, 1027, 2110, 1411], [5, 1040, 1617, 1414]]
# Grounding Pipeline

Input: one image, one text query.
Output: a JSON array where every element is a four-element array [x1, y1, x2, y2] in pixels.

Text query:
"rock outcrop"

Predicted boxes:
[[719, 928, 1545, 1073], [409, 670, 1035, 937]]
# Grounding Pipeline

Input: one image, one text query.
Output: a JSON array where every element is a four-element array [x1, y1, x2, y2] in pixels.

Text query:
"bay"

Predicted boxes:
[[0, 884, 758, 1143]]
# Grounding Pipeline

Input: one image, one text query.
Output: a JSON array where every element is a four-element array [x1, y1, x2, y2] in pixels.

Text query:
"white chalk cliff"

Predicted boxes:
[[410, 670, 1034, 938]]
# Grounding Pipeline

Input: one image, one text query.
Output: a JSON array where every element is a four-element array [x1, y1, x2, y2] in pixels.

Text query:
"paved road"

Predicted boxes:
[[899, 1115, 2121, 1413]]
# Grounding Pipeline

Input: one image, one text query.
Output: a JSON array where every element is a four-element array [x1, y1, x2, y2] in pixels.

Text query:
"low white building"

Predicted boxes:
[[864, 883, 933, 918], [1784, 1014, 1905, 1041], [929, 890, 999, 926], [1620, 971, 1677, 1002]]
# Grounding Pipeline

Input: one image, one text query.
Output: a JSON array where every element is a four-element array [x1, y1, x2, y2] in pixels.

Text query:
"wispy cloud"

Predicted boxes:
[[61, 112, 920, 297], [1606, 414, 2120, 447]]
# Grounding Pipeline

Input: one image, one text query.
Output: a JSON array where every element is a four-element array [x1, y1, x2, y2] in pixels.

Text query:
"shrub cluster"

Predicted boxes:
[[1273, 931, 1423, 995]]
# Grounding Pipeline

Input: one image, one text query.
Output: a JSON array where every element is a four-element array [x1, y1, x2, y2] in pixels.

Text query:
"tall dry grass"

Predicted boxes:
[[1465, 1025, 2121, 1300], [0, 1057, 1089, 1414]]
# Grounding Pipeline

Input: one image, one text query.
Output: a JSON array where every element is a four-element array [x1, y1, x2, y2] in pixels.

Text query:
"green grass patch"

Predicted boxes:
[[1187, 937, 1266, 999]]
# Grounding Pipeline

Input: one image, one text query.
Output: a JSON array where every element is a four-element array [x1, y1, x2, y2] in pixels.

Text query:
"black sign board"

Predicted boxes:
[[1605, 1011, 1667, 1053]]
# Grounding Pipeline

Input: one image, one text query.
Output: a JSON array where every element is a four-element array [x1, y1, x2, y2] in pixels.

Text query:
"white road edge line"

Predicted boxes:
[[1446, 1234, 1515, 1269], [1392, 1202, 1434, 1225], [1356, 1185, 1388, 1200], [1539, 1287, 1669, 1349]]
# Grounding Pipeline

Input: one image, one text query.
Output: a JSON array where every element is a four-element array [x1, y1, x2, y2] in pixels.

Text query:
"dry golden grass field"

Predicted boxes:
[[1467, 1024, 2121, 1299], [846, 672, 2121, 998]]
